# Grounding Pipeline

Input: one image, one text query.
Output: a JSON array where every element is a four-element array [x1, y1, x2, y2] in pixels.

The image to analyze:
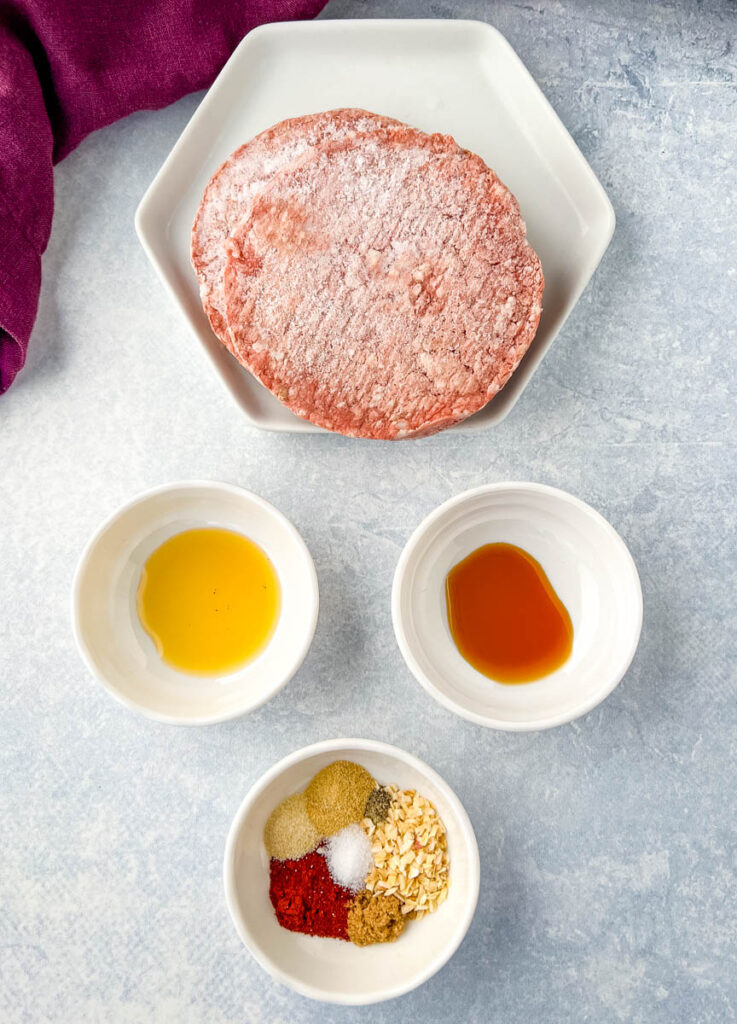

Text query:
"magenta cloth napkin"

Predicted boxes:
[[0, 0, 326, 393]]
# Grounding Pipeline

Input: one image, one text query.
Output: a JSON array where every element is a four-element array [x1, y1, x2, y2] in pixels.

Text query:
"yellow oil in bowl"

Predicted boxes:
[[137, 527, 280, 675]]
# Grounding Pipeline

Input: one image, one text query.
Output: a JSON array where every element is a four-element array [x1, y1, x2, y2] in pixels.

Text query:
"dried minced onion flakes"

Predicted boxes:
[[362, 785, 449, 918]]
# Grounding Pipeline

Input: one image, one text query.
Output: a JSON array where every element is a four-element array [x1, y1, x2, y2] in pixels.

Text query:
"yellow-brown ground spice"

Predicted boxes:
[[305, 760, 375, 834], [346, 891, 406, 946]]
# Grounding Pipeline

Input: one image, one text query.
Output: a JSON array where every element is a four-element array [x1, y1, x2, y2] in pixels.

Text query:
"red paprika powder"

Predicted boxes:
[[269, 850, 352, 940]]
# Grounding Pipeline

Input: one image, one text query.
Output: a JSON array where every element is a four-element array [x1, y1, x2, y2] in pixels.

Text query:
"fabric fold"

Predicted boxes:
[[0, 0, 327, 394], [0, 193, 43, 392]]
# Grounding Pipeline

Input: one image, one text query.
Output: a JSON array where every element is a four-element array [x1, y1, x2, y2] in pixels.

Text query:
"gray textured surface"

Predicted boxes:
[[2, 1, 736, 1021]]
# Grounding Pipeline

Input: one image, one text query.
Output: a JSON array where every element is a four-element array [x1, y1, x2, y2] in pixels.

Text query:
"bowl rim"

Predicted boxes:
[[392, 481, 643, 732], [70, 479, 319, 726], [223, 737, 481, 1005]]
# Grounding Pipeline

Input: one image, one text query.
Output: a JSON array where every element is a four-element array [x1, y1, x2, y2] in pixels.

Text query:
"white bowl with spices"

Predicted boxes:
[[223, 738, 480, 1005]]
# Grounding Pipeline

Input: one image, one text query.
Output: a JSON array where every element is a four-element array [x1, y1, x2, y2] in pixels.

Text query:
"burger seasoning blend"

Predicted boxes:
[[265, 761, 450, 946]]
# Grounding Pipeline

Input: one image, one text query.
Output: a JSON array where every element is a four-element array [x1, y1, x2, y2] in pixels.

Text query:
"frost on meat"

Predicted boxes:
[[191, 109, 399, 347], [192, 111, 544, 439]]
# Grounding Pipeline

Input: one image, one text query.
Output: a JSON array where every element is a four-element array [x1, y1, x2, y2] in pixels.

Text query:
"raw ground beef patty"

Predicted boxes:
[[222, 123, 544, 439], [191, 109, 399, 346]]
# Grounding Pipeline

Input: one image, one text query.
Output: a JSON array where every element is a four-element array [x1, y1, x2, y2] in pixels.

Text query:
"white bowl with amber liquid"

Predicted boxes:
[[223, 738, 480, 1005], [71, 481, 318, 724], [392, 483, 643, 731]]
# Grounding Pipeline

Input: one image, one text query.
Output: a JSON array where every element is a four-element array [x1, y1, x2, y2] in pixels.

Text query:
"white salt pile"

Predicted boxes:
[[322, 824, 373, 891]]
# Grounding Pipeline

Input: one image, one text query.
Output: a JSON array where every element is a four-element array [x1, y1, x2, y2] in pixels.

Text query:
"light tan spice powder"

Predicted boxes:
[[263, 791, 322, 861]]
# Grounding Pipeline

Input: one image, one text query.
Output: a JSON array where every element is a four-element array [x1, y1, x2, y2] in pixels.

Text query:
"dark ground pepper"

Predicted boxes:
[[364, 786, 392, 825]]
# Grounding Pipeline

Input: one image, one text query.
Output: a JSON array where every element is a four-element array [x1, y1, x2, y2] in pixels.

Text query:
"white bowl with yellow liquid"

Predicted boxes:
[[392, 483, 643, 731], [72, 481, 319, 724]]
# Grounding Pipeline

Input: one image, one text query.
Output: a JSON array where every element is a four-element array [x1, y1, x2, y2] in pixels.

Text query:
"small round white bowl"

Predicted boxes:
[[392, 483, 642, 732], [224, 738, 480, 1005], [71, 481, 318, 725]]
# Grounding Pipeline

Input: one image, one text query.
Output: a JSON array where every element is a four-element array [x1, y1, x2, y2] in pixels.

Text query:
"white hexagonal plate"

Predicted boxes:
[[135, 19, 614, 435]]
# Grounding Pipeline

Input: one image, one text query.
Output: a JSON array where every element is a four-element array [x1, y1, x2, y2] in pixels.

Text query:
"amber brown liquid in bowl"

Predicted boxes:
[[445, 542, 573, 684]]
